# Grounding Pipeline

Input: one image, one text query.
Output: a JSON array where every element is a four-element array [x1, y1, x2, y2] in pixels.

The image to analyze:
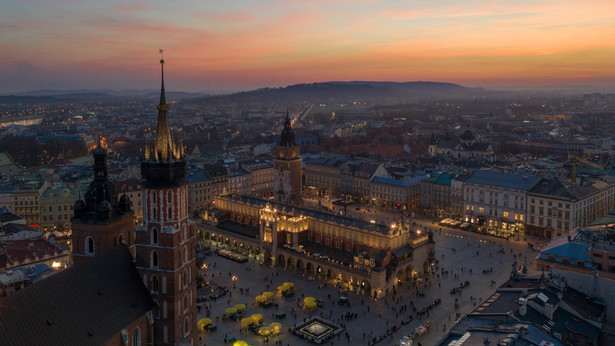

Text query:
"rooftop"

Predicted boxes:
[[465, 170, 540, 191], [221, 195, 395, 236], [0, 245, 154, 346]]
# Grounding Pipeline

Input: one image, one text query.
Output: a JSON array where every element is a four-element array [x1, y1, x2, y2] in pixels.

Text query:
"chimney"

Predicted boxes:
[[544, 302, 554, 320], [519, 297, 527, 316]]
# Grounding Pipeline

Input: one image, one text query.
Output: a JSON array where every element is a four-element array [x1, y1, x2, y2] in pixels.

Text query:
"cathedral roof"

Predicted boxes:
[[0, 245, 154, 346]]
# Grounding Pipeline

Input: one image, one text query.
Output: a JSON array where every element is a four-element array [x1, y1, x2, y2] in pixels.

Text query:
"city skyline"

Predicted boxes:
[[2, 0, 615, 93]]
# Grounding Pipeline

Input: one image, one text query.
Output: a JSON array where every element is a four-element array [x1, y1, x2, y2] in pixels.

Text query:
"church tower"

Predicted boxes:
[[136, 56, 197, 345], [273, 110, 302, 204], [71, 142, 135, 266]]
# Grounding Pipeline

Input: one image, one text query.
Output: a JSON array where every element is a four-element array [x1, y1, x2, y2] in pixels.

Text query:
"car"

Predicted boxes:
[[355, 207, 360, 210], [450, 287, 459, 294]]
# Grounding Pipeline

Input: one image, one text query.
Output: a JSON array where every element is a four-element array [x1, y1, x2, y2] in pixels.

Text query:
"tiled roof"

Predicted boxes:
[[4, 238, 66, 266], [223, 195, 392, 235], [371, 175, 427, 187], [465, 170, 540, 191], [0, 212, 22, 224], [185, 168, 211, 183], [424, 172, 456, 186], [0, 245, 154, 346], [541, 242, 592, 263]]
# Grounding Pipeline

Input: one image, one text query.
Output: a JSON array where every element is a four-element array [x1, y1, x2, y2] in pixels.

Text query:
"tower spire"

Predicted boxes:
[[153, 49, 172, 161], [285, 107, 291, 126], [159, 49, 166, 106]]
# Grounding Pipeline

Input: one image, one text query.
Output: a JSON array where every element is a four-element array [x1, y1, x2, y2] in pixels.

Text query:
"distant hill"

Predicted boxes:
[[11, 89, 205, 101], [190, 81, 494, 106]]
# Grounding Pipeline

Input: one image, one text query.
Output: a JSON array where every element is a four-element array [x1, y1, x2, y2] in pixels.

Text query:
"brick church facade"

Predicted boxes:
[[0, 58, 196, 346]]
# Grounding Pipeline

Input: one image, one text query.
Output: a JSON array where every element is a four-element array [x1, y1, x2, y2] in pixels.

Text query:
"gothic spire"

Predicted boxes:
[[141, 52, 187, 184], [159, 50, 166, 106], [153, 50, 173, 161]]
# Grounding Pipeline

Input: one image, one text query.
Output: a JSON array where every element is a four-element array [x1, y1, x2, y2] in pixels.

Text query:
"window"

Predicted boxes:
[[85, 237, 95, 255], [132, 327, 141, 346], [184, 269, 188, 287], [503, 212, 509, 218], [183, 294, 188, 311], [152, 275, 159, 292], [151, 250, 159, 268], [119, 234, 126, 245], [152, 228, 158, 245], [153, 300, 160, 319], [184, 317, 190, 337], [183, 247, 188, 264]]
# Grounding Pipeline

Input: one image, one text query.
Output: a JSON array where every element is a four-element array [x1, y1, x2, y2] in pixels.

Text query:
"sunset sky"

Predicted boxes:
[[2, 0, 615, 93]]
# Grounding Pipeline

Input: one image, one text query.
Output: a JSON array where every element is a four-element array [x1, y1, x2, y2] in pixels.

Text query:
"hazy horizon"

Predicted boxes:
[[2, 1, 615, 94], [5, 80, 615, 97]]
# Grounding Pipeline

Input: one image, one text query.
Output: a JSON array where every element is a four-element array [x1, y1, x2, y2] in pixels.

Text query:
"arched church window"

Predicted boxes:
[[132, 327, 141, 346], [151, 250, 159, 268], [152, 275, 159, 292], [85, 236, 94, 255]]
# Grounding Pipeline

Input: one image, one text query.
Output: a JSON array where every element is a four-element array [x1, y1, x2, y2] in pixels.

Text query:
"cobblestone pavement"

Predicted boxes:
[[196, 220, 541, 346]]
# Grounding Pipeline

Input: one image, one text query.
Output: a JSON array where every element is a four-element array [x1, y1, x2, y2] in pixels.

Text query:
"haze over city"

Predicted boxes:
[[2, 0, 615, 93], [3, 1, 615, 346]]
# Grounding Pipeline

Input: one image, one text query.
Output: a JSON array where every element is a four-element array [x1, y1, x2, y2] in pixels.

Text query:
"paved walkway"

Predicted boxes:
[[196, 220, 541, 346]]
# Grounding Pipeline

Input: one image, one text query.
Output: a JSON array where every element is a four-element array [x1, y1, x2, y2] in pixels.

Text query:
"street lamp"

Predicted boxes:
[[232, 275, 237, 289]]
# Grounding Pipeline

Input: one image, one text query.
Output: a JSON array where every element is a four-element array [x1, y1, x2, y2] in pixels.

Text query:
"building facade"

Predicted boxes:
[[273, 112, 302, 204], [202, 194, 435, 299], [462, 170, 540, 236], [136, 58, 197, 345], [71, 145, 136, 266], [40, 185, 83, 235], [304, 159, 344, 197], [527, 177, 615, 239], [420, 172, 457, 218]]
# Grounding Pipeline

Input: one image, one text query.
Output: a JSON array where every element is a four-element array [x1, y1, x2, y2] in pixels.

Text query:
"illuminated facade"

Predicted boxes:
[[202, 194, 435, 299]]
